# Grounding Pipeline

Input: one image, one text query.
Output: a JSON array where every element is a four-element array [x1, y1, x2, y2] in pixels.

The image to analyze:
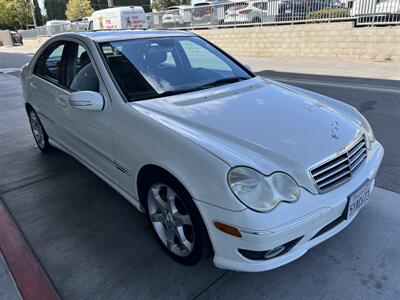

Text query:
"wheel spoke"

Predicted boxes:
[[165, 227, 176, 250], [173, 212, 192, 227], [165, 187, 178, 214], [150, 212, 164, 223], [151, 186, 167, 212], [175, 227, 193, 253]]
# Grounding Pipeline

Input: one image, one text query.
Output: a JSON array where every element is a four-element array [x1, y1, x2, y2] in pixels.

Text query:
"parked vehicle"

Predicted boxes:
[[21, 30, 383, 272], [162, 6, 192, 27], [277, 0, 343, 21], [192, 2, 214, 25], [191, 1, 230, 25], [70, 18, 90, 31], [224, 1, 275, 24], [45, 20, 71, 26], [349, 0, 400, 22], [88, 6, 148, 30]]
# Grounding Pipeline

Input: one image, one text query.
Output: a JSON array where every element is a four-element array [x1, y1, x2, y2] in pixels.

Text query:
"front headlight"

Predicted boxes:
[[357, 111, 375, 150], [227, 167, 300, 212]]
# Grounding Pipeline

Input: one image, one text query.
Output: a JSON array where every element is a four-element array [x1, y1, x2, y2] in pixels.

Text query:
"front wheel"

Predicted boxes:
[[144, 175, 210, 265], [28, 109, 53, 152]]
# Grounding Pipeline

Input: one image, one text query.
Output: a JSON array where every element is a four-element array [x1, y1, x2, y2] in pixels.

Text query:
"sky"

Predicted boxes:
[[37, 0, 45, 14]]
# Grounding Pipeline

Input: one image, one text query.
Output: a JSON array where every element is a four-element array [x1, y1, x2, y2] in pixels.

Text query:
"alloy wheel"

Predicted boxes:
[[29, 111, 45, 149], [147, 183, 195, 257]]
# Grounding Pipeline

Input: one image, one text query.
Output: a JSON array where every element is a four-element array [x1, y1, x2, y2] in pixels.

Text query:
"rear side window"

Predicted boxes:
[[34, 42, 66, 83]]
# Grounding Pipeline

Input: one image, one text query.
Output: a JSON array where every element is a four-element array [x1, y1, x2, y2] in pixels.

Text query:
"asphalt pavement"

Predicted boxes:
[[0, 52, 400, 299]]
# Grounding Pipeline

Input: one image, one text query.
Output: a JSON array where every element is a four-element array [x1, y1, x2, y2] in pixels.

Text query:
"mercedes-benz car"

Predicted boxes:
[[20, 30, 383, 272]]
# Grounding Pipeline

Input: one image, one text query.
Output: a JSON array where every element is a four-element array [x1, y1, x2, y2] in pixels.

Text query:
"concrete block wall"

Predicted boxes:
[[0, 30, 13, 47], [192, 22, 400, 61], [22, 37, 50, 48]]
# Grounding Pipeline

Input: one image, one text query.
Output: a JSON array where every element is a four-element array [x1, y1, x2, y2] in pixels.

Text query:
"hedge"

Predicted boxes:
[[307, 8, 351, 20]]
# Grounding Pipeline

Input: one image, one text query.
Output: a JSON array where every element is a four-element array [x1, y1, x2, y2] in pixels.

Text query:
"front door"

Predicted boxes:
[[52, 40, 118, 184]]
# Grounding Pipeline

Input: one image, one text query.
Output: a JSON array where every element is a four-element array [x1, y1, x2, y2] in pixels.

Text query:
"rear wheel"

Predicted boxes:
[[143, 174, 210, 265], [28, 109, 53, 152]]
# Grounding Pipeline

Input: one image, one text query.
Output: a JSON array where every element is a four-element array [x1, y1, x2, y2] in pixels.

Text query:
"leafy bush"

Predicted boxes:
[[307, 8, 350, 20]]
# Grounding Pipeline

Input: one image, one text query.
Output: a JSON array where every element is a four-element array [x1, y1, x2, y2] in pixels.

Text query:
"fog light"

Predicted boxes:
[[264, 245, 285, 259], [238, 236, 303, 261]]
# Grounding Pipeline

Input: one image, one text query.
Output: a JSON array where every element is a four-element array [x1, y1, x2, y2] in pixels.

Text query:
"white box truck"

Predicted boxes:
[[88, 6, 148, 30]]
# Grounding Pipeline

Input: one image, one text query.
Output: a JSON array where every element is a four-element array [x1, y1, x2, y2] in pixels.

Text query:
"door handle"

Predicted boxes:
[[56, 96, 67, 108], [30, 82, 38, 89]]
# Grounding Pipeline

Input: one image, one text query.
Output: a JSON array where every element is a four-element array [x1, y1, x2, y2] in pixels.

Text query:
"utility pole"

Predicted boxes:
[[108, 0, 114, 8], [29, 0, 37, 28]]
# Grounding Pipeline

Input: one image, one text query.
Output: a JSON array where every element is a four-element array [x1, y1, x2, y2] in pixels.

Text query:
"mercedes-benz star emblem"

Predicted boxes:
[[331, 121, 339, 139]]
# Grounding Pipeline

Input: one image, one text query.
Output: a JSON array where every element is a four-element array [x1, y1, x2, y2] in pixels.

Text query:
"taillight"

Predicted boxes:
[[239, 9, 252, 14]]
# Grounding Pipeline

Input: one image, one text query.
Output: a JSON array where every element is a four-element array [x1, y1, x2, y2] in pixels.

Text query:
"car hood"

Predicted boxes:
[[132, 77, 363, 193]]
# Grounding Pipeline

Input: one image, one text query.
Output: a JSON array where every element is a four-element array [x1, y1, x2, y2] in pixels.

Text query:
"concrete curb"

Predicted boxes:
[[0, 199, 60, 300]]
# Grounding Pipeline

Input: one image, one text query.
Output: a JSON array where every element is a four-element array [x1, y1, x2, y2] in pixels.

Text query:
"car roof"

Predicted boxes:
[[67, 30, 195, 43]]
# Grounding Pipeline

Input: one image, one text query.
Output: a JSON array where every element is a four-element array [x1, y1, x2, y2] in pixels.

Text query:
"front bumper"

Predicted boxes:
[[194, 142, 384, 272]]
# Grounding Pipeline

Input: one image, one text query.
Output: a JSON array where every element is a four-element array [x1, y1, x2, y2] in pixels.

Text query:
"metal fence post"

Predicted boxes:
[[234, 2, 237, 28], [291, 0, 295, 24], [372, 0, 377, 26]]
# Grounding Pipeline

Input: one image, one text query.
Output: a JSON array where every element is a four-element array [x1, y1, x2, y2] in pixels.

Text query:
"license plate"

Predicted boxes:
[[285, 9, 292, 13], [346, 180, 370, 219]]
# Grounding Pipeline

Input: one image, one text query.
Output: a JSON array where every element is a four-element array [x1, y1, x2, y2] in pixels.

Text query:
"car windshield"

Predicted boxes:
[[100, 36, 252, 102]]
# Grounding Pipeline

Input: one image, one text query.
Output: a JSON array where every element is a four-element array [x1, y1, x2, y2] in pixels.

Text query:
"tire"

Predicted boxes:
[[28, 109, 53, 153], [143, 172, 210, 265]]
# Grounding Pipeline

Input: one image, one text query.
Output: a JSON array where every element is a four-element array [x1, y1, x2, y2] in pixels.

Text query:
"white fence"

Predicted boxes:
[[20, 0, 400, 40], [147, 0, 400, 29], [20, 23, 87, 40]]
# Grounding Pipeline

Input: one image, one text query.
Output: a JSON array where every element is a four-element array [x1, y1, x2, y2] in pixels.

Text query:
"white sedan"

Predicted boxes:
[[21, 30, 383, 272]]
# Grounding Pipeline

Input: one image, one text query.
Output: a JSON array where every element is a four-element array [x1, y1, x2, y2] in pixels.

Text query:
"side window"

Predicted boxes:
[[253, 2, 261, 9], [66, 43, 99, 92], [259, 2, 268, 10], [34, 42, 66, 83], [179, 40, 231, 72]]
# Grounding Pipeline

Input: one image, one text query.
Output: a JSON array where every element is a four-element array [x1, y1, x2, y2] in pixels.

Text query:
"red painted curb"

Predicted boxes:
[[0, 199, 60, 300]]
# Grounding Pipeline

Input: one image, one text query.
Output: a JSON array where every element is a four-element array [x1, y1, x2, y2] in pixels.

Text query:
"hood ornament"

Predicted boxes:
[[331, 121, 339, 139]]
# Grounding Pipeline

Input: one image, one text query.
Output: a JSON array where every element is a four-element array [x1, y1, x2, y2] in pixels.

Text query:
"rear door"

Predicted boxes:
[[30, 41, 69, 144]]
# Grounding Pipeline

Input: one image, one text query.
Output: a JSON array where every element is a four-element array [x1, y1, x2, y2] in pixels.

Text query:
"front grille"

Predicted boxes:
[[310, 136, 367, 192]]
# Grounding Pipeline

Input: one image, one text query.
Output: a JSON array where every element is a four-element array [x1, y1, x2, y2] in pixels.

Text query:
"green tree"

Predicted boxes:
[[0, 0, 32, 29], [114, 0, 151, 12], [44, 0, 67, 20], [151, 0, 189, 11], [90, 0, 108, 10], [66, 0, 94, 20], [33, 0, 43, 26], [89, 0, 151, 12]]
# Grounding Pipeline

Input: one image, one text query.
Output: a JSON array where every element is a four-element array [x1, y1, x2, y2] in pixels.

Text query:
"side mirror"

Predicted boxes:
[[243, 64, 253, 72], [69, 91, 104, 111]]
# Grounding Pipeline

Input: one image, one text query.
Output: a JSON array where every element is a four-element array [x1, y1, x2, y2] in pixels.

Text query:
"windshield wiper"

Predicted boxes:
[[134, 76, 250, 101], [198, 76, 249, 88], [157, 87, 202, 98]]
